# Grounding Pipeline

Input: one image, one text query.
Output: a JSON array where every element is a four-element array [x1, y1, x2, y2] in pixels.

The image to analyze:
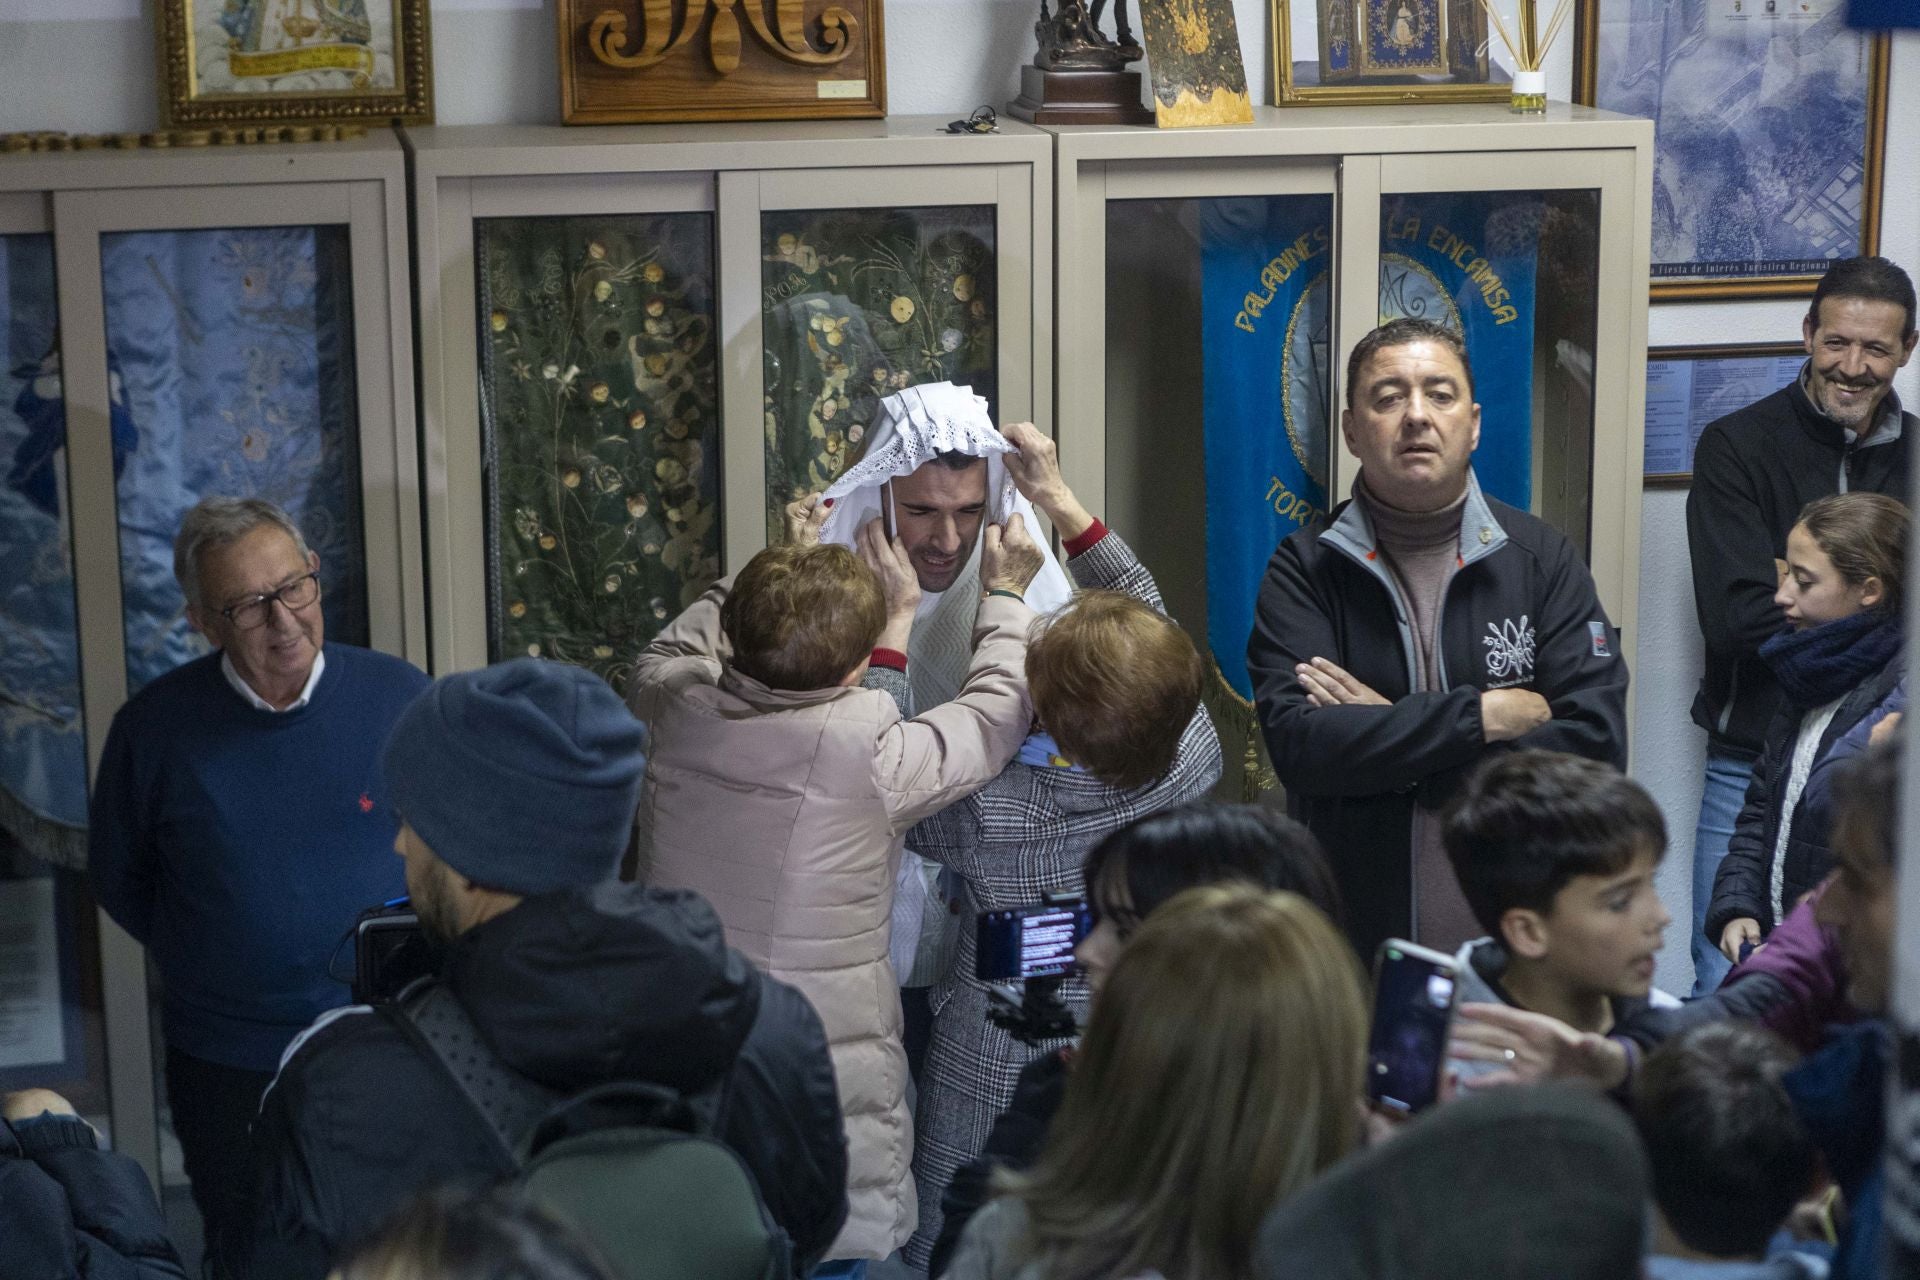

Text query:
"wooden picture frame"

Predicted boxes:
[[557, 0, 886, 124], [1643, 342, 1804, 485], [1272, 0, 1506, 104], [1574, 1, 1888, 301], [157, 0, 432, 127]]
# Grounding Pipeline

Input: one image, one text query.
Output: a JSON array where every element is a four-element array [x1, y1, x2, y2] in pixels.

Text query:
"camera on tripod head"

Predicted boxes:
[[974, 895, 1091, 1046]]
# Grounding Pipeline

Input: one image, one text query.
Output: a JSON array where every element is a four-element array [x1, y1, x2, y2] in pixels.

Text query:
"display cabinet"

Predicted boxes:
[[1043, 105, 1653, 792], [0, 134, 422, 1188], [406, 120, 1052, 689]]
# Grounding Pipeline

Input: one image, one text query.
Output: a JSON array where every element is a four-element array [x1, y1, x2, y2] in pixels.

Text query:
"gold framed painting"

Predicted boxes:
[[157, 0, 433, 127], [1272, 0, 1511, 104]]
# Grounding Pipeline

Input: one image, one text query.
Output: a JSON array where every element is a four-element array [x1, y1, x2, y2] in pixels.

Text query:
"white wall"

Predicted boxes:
[[3, 0, 1915, 991]]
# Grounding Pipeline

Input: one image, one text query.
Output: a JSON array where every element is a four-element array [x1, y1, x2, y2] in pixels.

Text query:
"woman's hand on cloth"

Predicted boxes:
[[857, 517, 921, 652], [982, 512, 1045, 596], [1447, 1002, 1630, 1092], [783, 492, 831, 547], [1001, 421, 1094, 542]]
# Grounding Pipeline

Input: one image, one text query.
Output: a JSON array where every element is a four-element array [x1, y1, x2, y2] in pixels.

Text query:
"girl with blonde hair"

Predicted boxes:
[[945, 884, 1368, 1280]]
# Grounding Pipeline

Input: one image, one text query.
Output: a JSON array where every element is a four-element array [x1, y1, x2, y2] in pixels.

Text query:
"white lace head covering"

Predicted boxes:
[[818, 381, 1073, 611]]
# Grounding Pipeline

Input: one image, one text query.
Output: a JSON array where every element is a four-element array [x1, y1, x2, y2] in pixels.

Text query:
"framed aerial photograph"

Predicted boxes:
[[1271, 0, 1512, 104], [557, 0, 886, 124], [157, 0, 433, 126], [1575, 0, 1888, 301], [1643, 342, 1804, 483]]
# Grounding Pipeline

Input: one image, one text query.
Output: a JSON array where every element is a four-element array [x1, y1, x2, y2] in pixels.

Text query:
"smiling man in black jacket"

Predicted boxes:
[[1683, 255, 1915, 994], [1248, 319, 1628, 960], [240, 659, 847, 1279]]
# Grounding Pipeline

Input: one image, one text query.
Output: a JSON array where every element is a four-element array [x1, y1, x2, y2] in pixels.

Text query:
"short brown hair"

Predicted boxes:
[[1344, 317, 1474, 409], [1797, 492, 1909, 615], [721, 544, 885, 691], [1027, 591, 1204, 789]]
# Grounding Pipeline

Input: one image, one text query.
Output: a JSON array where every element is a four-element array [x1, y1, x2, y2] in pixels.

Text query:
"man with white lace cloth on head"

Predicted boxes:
[[786, 384, 1075, 1083]]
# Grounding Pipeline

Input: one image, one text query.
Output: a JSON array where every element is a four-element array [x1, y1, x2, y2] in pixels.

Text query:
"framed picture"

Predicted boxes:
[[1272, 0, 1510, 104], [1643, 342, 1804, 484], [157, 0, 433, 126], [1137, 0, 1255, 126], [1575, 1, 1888, 301], [556, 0, 885, 124]]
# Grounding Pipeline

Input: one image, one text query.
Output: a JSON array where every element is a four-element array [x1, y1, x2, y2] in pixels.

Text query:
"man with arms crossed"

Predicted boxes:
[[1248, 318, 1628, 960]]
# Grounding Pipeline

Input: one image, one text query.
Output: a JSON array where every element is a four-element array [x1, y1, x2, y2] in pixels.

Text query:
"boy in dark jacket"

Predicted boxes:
[[1, 1088, 186, 1279], [1441, 751, 1678, 1086]]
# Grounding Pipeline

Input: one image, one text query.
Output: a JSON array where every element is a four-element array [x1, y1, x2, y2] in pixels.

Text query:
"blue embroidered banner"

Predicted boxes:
[[0, 234, 88, 867], [1199, 196, 1334, 701], [101, 226, 369, 694], [1379, 192, 1540, 510]]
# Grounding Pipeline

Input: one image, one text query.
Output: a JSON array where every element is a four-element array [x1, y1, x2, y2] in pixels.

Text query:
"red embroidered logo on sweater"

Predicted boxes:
[[358, 792, 374, 813]]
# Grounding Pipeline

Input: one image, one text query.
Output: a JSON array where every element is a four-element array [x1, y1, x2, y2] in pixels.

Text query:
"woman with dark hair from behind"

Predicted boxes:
[[928, 802, 1342, 1276], [946, 884, 1366, 1280], [327, 1186, 615, 1280]]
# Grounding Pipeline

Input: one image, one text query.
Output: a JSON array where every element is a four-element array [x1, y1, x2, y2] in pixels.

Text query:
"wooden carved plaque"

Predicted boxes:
[[557, 0, 886, 123]]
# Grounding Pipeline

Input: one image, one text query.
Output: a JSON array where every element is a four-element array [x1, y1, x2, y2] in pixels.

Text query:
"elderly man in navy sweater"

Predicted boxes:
[[88, 497, 428, 1278]]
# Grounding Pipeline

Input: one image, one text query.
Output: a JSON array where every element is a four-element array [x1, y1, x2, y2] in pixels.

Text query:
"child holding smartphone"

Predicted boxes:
[[1439, 750, 1680, 1085]]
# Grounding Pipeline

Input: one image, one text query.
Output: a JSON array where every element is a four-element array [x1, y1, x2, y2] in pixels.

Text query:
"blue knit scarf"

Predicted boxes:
[[1760, 608, 1903, 708]]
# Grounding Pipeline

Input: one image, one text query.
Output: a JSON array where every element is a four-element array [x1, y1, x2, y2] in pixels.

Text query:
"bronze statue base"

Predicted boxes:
[[1007, 65, 1154, 126]]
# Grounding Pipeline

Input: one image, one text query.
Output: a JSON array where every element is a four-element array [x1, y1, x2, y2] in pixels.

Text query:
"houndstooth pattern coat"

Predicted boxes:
[[901, 528, 1224, 1268]]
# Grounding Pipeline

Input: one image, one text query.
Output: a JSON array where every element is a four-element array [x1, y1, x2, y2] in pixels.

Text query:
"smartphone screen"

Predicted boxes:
[[1366, 940, 1459, 1114], [974, 902, 1090, 982]]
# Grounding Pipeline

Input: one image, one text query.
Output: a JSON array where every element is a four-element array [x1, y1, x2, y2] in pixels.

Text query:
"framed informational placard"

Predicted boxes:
[[1574, 1, 1887, 301], [1271, 0, 1513, 104], [1644, 342, 1803, 484]]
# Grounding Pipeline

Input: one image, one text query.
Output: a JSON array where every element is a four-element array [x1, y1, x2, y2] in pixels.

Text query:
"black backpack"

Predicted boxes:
[[388, 982, 789, 1280]]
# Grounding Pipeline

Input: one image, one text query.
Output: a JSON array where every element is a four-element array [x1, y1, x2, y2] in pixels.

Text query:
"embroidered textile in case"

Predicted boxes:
[[102, 226, 369, 693], [478, 215, 720, 695], [761, 205, 997, 542]]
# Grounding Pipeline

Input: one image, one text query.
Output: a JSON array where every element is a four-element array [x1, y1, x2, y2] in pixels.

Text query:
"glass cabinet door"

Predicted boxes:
[[1060, 161, 1339, 798], [48, 167, 419, 1204], [0, 222, 110, 1130], [1375, 188, 1602, 557], [758, 203, 998, 542], [475, 212, 719, 695], [1369, 149, 1642, 624], [724, 164, 1037, 573]]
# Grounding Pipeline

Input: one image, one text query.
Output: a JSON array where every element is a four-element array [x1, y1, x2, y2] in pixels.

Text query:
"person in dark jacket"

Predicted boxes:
[[1683, 255, 1915, 993], [1248, 318, 1629, 959], [242, 659, 847, 1280], [1707, 493, 1906, 963], [0, 1088, 187, 1280]]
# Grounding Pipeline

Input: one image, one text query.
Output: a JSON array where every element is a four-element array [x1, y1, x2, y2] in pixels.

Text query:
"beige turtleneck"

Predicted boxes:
[[1355, 472, 1481, 950]]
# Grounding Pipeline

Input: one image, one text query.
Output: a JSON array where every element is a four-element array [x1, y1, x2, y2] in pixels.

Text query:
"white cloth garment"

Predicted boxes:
[[821, 383, 1074, 984]]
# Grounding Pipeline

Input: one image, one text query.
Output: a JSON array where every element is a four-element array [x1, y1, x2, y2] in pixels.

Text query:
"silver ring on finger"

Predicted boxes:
[[1503, 1048, 1516, 1063]]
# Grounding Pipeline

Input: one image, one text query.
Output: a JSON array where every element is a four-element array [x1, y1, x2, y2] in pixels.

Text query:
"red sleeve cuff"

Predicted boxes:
[[870, 648, 908, 672], [1062, 518, 1109, 558]]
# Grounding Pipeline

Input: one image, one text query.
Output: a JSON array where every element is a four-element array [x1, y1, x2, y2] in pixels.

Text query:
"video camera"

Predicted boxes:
[[346, 900, 434, 1004], [974, 895, 1090, 1047]]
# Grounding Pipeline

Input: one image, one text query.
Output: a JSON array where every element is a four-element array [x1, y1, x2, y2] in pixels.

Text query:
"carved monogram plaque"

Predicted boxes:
[[558, 0, 886, 123]]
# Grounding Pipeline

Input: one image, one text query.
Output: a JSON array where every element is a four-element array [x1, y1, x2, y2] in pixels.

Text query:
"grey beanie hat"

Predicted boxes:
[[383, 658, 647, 896]]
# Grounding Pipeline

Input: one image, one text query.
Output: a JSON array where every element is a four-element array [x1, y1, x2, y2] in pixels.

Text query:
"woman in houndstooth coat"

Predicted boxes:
[[901, 425, 1224, 1268]]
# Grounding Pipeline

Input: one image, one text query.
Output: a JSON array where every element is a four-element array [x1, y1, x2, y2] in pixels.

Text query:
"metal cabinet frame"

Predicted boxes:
[[0, 133, 422, 1181]]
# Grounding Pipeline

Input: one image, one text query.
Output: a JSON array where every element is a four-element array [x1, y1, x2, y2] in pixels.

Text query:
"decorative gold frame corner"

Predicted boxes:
[[157, 0, 433, 128]]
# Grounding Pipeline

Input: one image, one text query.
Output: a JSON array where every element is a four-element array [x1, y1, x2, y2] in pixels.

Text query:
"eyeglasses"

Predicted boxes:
[[219, 572, 321, 629]]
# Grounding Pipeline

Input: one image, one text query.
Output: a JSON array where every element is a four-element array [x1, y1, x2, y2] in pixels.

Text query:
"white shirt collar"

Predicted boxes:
[[221, 648, 326, 713]]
